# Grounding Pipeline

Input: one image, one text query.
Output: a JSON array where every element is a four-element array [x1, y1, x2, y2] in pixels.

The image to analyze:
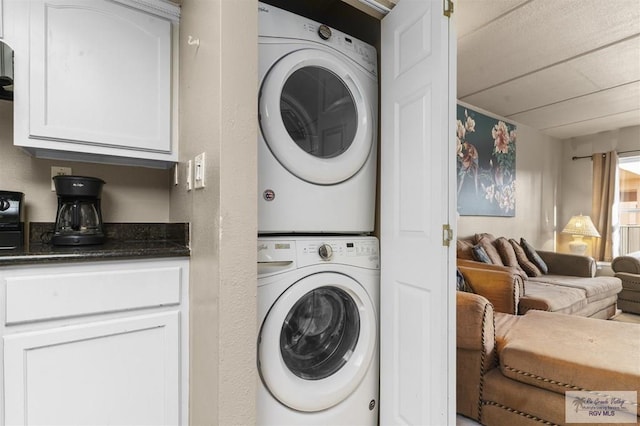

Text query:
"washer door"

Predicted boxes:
[[259, 48, 374, 185], [258, 272, 376, 412]]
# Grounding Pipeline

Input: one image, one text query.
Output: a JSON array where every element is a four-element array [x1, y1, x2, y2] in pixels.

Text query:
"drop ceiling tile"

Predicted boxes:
[[460, 63, 598, 116], [509, 81, 640, 129], [457, 0, 640, 96], [543, 110, 640, 139]]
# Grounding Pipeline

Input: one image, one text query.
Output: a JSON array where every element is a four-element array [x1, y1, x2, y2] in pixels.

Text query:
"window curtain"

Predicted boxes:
[[591, 150, 618, 261]]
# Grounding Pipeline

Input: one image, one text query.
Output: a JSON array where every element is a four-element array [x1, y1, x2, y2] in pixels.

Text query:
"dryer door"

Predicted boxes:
[[259, 48, 374, 185], [258, 272, 376, 412]]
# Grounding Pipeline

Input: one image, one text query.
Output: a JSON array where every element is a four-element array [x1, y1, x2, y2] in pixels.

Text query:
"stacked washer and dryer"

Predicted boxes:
[[257, 2, 380, 425]]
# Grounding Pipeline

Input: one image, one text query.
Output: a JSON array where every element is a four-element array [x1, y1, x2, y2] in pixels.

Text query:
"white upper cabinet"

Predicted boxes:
[[0, 0, 4, 39], [6, 0, 180, 168]]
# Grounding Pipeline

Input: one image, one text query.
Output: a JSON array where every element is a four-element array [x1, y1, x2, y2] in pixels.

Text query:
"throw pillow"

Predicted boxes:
[[509, 238, 542, 277], [456, 269, 473, 292], [476, 235, 504, 265], [471, 244, 492, 264], [520, 238, 549, 274], [495, 237, 527, 275]]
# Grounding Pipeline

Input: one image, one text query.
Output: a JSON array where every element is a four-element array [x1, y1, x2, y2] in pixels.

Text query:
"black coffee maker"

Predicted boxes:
[[52, 176, 105, 246]]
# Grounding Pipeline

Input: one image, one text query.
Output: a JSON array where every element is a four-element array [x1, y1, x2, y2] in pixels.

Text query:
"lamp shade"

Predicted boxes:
[[561, 215, 601, 238]]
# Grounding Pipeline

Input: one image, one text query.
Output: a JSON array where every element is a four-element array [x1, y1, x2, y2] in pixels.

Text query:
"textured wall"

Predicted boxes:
[[171, 0, 258, 424], [0, 89, 170, 224]]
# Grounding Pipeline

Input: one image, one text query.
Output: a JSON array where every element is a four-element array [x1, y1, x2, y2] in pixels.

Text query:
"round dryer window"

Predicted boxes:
[[260, 49, 374, 185], [258, 272, 376, 412]]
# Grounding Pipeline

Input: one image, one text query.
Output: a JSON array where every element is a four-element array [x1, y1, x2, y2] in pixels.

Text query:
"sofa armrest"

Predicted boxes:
[[457, 292, 495, 351], [537, 250, 596, 277], [612, 251, 640, 274], [458, 264, 523, 314], [456, 292, 496, 421]]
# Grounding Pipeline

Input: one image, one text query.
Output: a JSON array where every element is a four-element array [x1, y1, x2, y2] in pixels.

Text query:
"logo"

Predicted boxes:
[[258, 6, 269, 13], [263, 189, 275, 202], [566, 391, 637, 423]]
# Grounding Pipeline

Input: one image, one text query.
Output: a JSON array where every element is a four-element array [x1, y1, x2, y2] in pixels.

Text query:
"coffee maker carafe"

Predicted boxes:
[[52, 176, 105, 246]]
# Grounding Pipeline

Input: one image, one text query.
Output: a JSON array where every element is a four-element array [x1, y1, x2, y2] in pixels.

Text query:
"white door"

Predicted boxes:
[[380, 0, 456, 424]]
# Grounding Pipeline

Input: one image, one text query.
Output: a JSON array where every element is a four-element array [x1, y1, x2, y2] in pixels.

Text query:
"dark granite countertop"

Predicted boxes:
[[0, 223, 190, 266]]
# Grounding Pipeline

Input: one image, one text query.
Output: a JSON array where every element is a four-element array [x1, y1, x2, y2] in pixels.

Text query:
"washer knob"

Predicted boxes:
[[318, 243, 333, 260], [318, 24, 332, 40]]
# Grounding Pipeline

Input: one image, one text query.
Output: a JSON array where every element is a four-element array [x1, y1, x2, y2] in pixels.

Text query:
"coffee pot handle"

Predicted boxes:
[[71, 201, 80, 230]]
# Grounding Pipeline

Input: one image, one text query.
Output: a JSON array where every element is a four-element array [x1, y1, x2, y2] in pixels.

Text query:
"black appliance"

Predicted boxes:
[[0, 191, 24, 249], [52, 176, 105, 246]]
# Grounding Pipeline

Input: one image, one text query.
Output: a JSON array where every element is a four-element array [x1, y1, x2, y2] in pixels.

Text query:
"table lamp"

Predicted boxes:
[[561, 214, 600, 255]]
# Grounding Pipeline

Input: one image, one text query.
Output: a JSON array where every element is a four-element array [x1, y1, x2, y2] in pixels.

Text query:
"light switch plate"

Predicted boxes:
[[51, 166, 72, 191], [194, 152, 206, 189]]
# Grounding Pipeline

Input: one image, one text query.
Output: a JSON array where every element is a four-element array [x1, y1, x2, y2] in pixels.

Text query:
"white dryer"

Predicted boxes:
[[258, 2, 378, 234], [257, 236, 379, 425]]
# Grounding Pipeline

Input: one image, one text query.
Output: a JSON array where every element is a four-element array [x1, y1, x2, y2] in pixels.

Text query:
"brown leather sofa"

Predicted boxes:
[[612, 251, 640, 314], [457, 291, 640, 425], [457, 234, 622, 318]]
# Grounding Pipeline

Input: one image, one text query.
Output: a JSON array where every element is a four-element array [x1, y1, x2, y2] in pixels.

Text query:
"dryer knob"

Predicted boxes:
[[318, 24, 332, 40], [318, 243, 333, 260]]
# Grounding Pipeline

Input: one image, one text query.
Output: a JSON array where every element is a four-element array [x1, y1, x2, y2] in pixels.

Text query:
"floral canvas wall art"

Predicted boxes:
[[456, 105, 517, 217]]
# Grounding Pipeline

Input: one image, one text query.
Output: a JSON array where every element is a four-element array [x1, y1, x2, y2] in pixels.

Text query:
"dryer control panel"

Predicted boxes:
[[258, 2, 378, 76]]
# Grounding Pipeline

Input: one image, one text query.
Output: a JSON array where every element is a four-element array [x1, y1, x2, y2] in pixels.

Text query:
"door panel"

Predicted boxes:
[[380, 1, 455, 424], [4, 312, 180, 425]]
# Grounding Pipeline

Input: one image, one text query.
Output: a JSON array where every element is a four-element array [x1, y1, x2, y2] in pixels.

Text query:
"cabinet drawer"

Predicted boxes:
[[4, 266, 182, 325]]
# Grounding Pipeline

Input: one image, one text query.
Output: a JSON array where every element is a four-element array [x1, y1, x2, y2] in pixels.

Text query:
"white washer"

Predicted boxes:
[[258, 3, 378, 234], [257, 236, 379, 425]]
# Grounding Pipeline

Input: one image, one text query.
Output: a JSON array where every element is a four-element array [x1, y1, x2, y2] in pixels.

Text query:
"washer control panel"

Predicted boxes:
[[258, 237, 380, 271]]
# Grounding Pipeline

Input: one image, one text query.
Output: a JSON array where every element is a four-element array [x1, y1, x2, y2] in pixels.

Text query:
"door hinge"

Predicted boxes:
[[442, 224, 453, 247], [444, 0, 454, 18]]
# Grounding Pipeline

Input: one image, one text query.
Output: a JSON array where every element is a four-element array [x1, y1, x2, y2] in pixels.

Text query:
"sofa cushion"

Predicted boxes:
[[474, 233, 497, 244], [476, 235, 504, 265], [518, 281, 586, 314], [528, 274, 621, 303], [520, 238, 549, 274], [509, 239, 542, 277], [482, 369, 568, 425], [494, 237, 527, 276], [456, 239, 475, 260], [496, 310, 640, 415]]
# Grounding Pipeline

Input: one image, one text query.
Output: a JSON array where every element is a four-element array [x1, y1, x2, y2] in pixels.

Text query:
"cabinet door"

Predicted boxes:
[[28, 0, 172, 154], [4, 311, 181, 425]]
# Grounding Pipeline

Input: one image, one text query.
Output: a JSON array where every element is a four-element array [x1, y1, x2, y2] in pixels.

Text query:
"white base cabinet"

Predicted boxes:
[[0, 258, 189, 426]]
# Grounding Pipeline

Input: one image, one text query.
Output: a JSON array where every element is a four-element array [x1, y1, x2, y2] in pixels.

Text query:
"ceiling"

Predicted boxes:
[[455, 0, 640, 140]]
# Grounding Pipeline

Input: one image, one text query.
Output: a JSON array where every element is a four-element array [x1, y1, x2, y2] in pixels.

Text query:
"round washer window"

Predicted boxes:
[[280, 286, 360, 380], [280, 67, 357, 159]]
